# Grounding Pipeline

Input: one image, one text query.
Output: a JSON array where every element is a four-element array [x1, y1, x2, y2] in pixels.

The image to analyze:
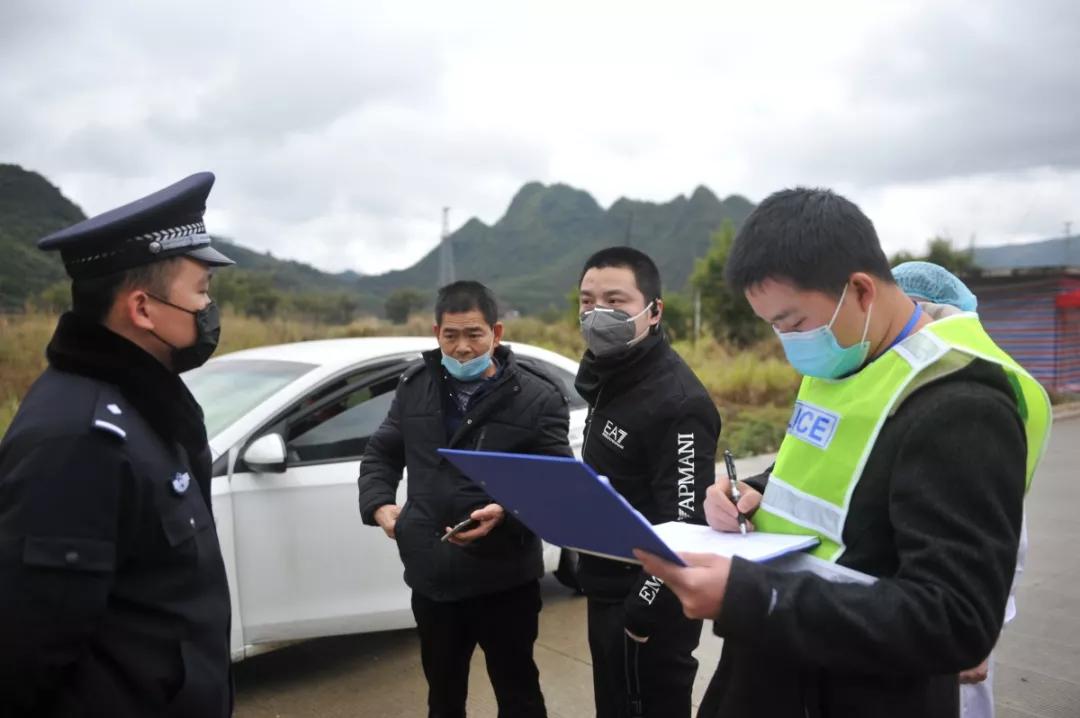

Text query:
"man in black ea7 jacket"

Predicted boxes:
[[575, 247, 722, 718], [358, 281, 572, 718]]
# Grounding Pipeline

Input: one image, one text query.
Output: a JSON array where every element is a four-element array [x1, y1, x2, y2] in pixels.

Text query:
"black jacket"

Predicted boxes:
[[575, 332, 722, 638], [0, 313, 232, 718], [702, 359, 1027, 718], [357, 345, 572, 602]]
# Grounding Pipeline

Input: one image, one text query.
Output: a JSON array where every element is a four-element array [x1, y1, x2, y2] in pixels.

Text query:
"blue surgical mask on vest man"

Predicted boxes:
[[775, 283, 874, 379]]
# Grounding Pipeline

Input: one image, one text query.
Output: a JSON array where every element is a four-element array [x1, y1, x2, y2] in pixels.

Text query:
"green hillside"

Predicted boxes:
[[1, 164, 754, 317], [0, 164, 371, 313], [0, 165, 83, 310], [355, 182, 755, 313]]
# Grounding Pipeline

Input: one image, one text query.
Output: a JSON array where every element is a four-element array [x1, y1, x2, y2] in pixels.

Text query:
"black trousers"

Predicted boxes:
[[587, 598, 702, 718], [411, 580, 546, 718]]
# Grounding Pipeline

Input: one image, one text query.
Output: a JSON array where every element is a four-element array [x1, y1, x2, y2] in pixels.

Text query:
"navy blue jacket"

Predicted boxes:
[[0, 313, 231, 717]]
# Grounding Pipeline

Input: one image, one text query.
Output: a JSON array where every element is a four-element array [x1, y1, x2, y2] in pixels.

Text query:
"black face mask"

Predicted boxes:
[[148, 295, 222, 373]]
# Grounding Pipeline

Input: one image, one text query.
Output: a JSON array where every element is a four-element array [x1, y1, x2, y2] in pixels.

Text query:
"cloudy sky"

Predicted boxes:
[[2, 0, 1078, 275]]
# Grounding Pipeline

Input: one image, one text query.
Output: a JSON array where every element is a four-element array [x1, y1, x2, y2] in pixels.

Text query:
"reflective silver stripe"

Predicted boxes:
[[67, 222, 211, 265], [93, 420, 127, 439], [893, 330, 949, 370], [767, 552, 877, 585], [131, 221, 207, 245], [156, 232, 212, 252], [761, 474, 846, 544]]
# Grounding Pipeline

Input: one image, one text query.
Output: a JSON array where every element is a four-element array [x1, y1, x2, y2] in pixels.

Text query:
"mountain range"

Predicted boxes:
[[356, 182, 754, 311], [0, 164, 754, 314]]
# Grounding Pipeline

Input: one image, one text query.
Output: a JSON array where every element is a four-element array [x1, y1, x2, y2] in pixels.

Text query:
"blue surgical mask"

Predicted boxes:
[[442, 343, 494, 382], [776, 284, 873, 379]]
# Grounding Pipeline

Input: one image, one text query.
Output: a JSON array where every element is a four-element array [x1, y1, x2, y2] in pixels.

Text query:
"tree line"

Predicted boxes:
[[670, 222, 978, 348], [26, 226, 977, 342]]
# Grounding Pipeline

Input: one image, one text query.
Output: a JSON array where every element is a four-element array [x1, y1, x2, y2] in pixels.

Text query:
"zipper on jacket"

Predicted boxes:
[[624, 633, 644, 717], [581, 385, 604, 457], [449, 373, 515, 448]]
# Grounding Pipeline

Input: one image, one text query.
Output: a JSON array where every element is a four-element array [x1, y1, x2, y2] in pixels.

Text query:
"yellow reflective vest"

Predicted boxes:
[[755, 313, 1051, 561]]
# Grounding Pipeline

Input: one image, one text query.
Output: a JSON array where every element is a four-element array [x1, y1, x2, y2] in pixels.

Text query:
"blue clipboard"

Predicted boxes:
[[439, 449, 687, 567]]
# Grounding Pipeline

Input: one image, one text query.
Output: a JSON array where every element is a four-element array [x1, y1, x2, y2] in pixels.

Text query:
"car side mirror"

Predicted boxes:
[[243, 434, 287, 473]]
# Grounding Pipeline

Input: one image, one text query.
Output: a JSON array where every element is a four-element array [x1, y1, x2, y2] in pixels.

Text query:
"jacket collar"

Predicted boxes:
[[421, 344, 518, 447], [46, 312, 209, 459], [574, 329, 668, 405]]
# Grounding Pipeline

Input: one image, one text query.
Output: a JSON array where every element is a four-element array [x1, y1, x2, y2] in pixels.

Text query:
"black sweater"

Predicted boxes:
[[701, 359, 1027, 718]]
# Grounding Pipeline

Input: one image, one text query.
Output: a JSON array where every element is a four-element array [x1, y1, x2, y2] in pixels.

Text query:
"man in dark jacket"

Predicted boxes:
[[636, 188, 1041, 718], [575, 247, 722, 718], [0, 173, 235, 717], [357, 280, 572, 718]]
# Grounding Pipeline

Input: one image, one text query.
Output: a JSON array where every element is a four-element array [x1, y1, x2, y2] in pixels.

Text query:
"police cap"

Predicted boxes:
[[37, 172, 235, 279]]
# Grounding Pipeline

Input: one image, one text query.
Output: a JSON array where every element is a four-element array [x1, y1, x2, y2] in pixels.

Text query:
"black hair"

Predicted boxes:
[[579, 246, 662, 310], [435, 280, 499, 326], [725, 187, 894, 297], [71, 258, 182, 323]]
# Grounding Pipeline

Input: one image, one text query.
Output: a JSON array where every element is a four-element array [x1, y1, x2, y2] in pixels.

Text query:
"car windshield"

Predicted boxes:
[[183, 359, 316, 440]]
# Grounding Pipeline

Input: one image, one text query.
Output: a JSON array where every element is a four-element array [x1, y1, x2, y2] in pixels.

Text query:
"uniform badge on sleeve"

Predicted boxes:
[[171, 472, 191, 495]]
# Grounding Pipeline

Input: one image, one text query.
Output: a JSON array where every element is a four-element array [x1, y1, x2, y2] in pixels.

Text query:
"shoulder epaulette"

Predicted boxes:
[[89, 387, 129, 442]]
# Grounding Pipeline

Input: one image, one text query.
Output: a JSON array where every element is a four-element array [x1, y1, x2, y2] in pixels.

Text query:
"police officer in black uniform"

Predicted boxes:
[[575, 247, 722, 718], [0, 173, 235, 717]]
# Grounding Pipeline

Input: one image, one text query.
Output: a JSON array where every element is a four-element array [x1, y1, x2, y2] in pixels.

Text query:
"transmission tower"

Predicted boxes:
[[438, 206, 456, 286]]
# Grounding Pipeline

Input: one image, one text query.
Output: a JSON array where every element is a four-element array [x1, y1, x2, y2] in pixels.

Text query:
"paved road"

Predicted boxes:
[[234, 418, 1080, 717], [993, 415, 1080, 718]]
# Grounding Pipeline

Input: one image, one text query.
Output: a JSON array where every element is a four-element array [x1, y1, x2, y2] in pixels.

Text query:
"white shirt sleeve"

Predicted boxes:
[[1003, 513, 1027, 625]]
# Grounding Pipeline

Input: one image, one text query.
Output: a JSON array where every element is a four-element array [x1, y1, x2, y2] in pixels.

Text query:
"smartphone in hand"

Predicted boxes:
[[441, 517, 480, 542]]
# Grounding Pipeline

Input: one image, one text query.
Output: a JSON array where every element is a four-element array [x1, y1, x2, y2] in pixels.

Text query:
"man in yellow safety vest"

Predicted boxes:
[[637, 188, 1048, 718]]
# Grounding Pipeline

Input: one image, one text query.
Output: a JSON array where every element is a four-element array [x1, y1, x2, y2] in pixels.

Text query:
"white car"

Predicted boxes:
[[182, 337, 587, 661]]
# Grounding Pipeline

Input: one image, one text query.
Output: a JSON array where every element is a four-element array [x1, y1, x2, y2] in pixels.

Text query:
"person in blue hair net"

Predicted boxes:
[[893, 261, 978, 312], [893, 260, 1024, 718]]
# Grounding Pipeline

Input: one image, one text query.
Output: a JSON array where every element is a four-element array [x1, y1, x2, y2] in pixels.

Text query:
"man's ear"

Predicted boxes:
[[850, 273, 877, 312], [650, 298, 663, 327], [492, 321, 505, 347], [125, 289, 155, 331], [432, 323, 441, 339]]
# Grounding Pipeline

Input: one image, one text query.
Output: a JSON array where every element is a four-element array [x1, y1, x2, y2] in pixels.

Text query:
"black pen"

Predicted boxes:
[[723, 449, 748, 536]]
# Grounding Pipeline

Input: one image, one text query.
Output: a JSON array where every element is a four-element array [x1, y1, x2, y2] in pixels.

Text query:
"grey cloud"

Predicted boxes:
[[766, 0, 1080, 187], [0, 0, 490, 270], [53, 125, 160, 177], [7, 0, 1075, 274], [0, 2, 69, 48], [209, 116, 550, 261], [147, 38, 443, 144]]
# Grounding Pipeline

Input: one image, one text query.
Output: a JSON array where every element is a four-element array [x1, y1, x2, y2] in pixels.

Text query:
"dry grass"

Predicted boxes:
[[0, 313, 55, 434], [1, 312, 797, 455]]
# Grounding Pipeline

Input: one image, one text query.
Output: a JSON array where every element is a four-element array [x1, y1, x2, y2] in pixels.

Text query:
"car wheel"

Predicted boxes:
[[554, 549, 583, 594]]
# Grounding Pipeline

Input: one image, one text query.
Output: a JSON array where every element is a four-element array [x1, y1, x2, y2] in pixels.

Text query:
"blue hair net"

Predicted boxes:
[[892, 261, 978, 312]]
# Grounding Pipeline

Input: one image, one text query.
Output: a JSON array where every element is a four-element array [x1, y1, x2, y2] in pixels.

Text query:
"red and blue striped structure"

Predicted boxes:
[[970, 275, 1080, 393]]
